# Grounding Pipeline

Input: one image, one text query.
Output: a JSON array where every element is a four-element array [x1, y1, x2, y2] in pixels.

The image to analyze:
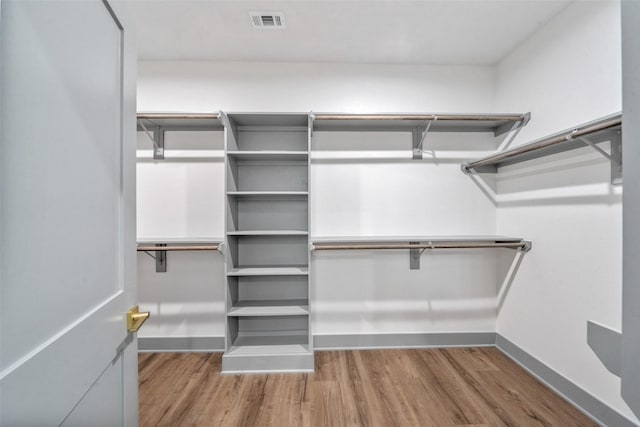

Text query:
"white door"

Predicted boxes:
[[0, 1, 138, 425]]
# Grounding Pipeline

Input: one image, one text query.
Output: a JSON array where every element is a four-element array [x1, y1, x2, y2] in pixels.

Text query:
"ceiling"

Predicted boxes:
[[128, 0, 573, 65]]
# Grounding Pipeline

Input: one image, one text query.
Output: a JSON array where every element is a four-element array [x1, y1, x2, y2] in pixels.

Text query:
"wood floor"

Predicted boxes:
[[139, 348, 596, 427]]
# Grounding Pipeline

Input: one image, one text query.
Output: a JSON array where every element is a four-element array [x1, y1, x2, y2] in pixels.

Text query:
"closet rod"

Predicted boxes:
[[463, 116, 622, 171], [313, 114, 526, 122], [313, 242, 528, 250], [136, 245, 220, 251]]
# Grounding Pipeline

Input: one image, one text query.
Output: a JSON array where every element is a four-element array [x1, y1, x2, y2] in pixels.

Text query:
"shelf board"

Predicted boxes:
[[313, 113, 528, 136], [227, 266, 309, 276], [463, 112, 622, 173], [137, 113, 223, 131], [227, 230, 308, 236], [228, 299, 309, 317], [227, 335, 310, 356], [227, 151, 309, 161], [137, 237, 223, 245], [227, 191, 308, 199]]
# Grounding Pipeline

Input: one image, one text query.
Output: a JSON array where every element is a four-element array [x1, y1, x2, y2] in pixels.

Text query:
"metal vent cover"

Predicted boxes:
[[249, 12, 286, 29]]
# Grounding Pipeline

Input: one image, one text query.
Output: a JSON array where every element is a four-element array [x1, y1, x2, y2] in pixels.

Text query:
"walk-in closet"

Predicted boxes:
[[2, 0, 640, 426]]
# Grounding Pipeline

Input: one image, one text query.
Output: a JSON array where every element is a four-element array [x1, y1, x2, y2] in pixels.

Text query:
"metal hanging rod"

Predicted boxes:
[[137, 244, 220, 252], [312, 241, 531, 251], [313, 114, 527, 122], [462, 114, 622, 173]]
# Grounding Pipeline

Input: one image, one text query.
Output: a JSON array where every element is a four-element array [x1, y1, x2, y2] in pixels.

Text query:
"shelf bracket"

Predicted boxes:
[[587, 320, 621, 377], [139, 121, 165, 160], [494, 111, 531, 137], [409, 241, 421, 269], [576, 132, 622, 185], [153, 244, 167, 273], [412, 119, 434, 160], [153, 126, 165, 160]]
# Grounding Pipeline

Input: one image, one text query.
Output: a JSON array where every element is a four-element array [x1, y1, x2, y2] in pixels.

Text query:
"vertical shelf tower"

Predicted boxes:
[[222, 113, 313, 373]]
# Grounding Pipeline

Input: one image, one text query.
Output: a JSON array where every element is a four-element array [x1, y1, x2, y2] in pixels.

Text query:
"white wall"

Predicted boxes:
[[138, 61, 494, 113], [494, 1, 636, 422], [137, 60, 505, 339], [136, 130, 226, 337], [136, 130, 224, 239]]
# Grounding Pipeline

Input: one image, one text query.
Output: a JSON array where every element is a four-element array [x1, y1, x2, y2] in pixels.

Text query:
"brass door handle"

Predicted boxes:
[[127, 305, 150, 332]]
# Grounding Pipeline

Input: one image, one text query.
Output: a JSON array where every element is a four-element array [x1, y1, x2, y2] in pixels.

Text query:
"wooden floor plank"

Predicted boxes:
[[139, 348, 597, 427]]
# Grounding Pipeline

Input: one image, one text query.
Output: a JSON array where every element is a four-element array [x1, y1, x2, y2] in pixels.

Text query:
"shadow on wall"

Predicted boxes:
[[466, 145, 621, 208], [312, 248, 524, 330], [312, 130, 501, 164], [137, 251, 226, 336]]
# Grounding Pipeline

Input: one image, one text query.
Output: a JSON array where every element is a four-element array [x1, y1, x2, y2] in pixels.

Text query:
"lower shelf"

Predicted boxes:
[[222, 334, 314, 373], [227, 334, 310, 355]]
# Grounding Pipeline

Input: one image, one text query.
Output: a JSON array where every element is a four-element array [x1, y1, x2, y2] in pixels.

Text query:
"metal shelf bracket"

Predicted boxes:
[[412, 118, 435, 160], [138, 120, 164, 160], [409, 241, 421, 269], [149, 244, 167, 273], [494, 111, 531, 137], [577, 132, 622, 185]]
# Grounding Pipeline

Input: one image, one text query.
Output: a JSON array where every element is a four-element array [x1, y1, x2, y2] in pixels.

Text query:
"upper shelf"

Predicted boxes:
[[136, 237, 222, 252], [312, 113, 530, 136], [137, 237, 223, 245], [137, 113, 224, 131], [462, 112, 622, 176]]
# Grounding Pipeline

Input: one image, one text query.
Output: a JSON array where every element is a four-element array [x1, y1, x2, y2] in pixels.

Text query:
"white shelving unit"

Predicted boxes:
[[222, 113, 314, 373]]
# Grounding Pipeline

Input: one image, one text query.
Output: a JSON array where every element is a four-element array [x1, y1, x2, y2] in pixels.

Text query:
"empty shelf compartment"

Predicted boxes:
[[227, 335, 311, 356], [226, 314, 310, 355], [227, 197, 308, 232], [227, 124, 308, 152], [227, 235, 309, 268], [226, 157, 308, 192]]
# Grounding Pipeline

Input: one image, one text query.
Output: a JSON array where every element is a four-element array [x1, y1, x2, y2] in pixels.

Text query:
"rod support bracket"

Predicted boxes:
[[153, 127, 165, 160], [610, 132, 623, 185], [494, 111, 531, 136], [412, 128, 424, 160], [409, 241, 421, 269], [155, 244, 167, 273]]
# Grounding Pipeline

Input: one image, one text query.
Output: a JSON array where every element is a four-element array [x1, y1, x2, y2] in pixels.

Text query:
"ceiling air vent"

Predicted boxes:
[[250, 12, 286, 29]]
